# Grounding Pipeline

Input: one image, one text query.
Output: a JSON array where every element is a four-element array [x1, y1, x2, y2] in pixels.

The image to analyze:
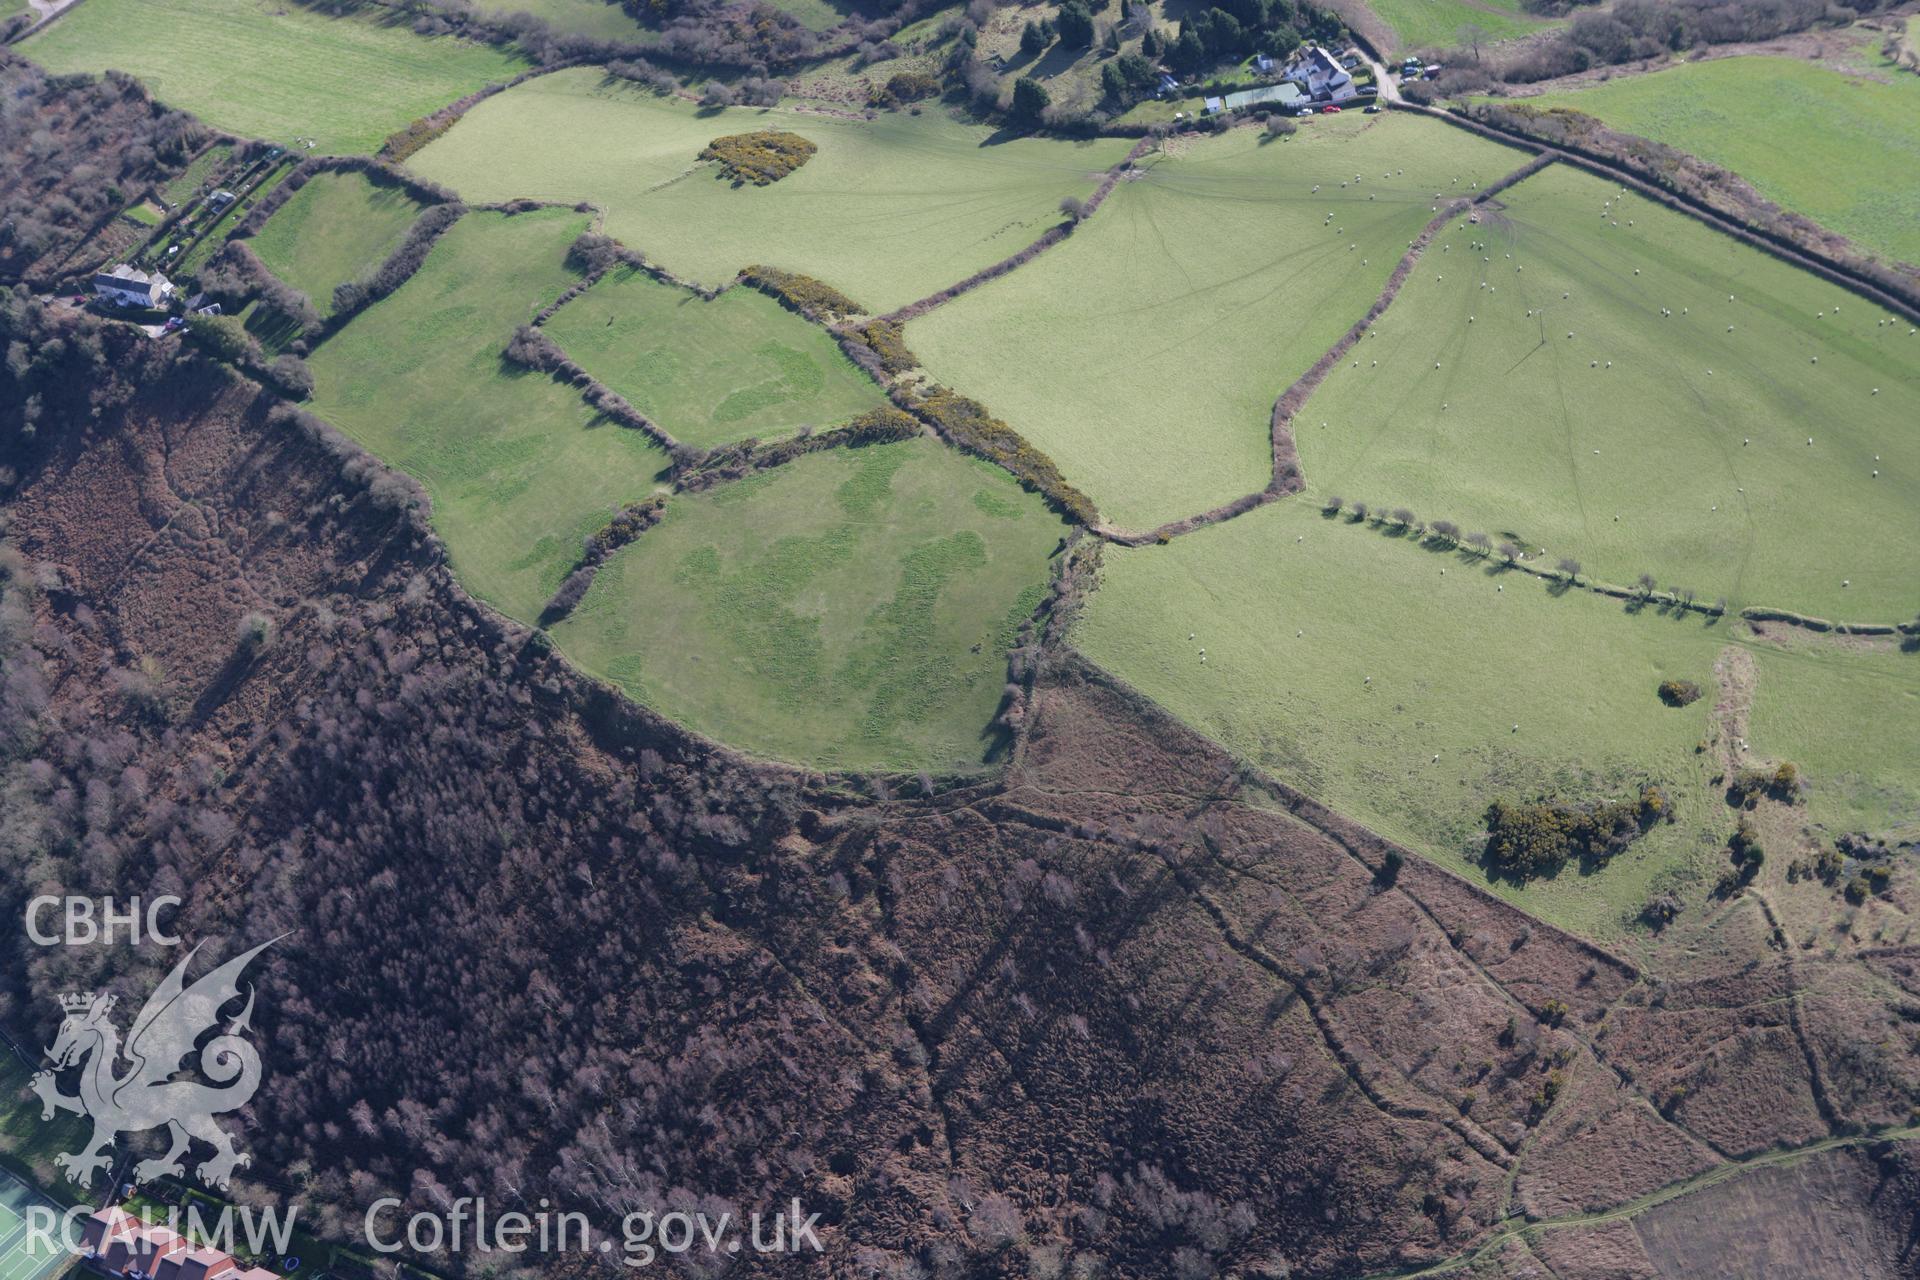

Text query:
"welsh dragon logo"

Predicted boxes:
[[31, 939, 275, 1191]]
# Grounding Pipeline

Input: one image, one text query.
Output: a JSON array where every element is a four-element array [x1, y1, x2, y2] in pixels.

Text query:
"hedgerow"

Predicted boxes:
[[847, 318, 918, 375], [907, 386, 1097, 526], [738, 265, 865, 322]]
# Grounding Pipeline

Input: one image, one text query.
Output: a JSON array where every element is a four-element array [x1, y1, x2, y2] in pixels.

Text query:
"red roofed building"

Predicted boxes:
[[80, 1208, 270, 1280]]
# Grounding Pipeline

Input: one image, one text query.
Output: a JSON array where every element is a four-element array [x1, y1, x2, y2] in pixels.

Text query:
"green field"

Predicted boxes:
[[308, 208, 670, 621], [1522, 49, 1920, 269], [161, 143, 233, 207], [1746, 639, 1920, 841], [555, 438, 1067, 771], [1295, 164, 1920, 620], [766, 0, 852, 31], [1074, 499, 1920, 939], [248, 171, 425, 312], [908, 115, 1528, 531], [408, 68, 1130, 312], [22, 0, 526, 154], [475, 0, 657, 41], [1365, 0, 1549, 54], [543, 266, 886, 448]]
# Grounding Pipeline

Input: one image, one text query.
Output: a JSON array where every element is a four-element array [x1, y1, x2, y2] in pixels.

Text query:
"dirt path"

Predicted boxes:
[[1709, 644, 1757, 775]]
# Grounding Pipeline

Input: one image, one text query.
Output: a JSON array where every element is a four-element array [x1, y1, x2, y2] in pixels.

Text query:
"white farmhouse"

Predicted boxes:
[[92, 264, 175, 309]]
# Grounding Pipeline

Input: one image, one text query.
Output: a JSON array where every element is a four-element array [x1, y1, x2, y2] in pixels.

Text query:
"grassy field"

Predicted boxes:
[[1074, 499, 1920, 940], [407, 68, 1130, 312], [475, 0, 657, 41], [543, 265, 886, 448], [766, 0, 853, 31], [907, 115, 1528, 531], [1522, 48, 1920, 269], [22, 0, 526, 153], [554, 438, 1067, 771], [1294, 164, 1920, 620], [308, 208, 670, 621], [248, 171, 425, 311], [161, 143, 233, 207], [1364, 0, 1549, 54], [1746, 639, 1920, 842]]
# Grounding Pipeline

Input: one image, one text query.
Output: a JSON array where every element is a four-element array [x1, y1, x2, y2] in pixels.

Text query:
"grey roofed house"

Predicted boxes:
[[92, 263, 175, 308]]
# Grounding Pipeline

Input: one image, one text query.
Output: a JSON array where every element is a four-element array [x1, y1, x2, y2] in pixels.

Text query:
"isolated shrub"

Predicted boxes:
[[1323, 494, 1344, 514], [1266, 116, 1297, 137], [873, 70, 940, 106], [1657, 679, 1701, 707], [700, 131, 818, 185], [1483, 784, 1669, 879], [235, 610, 275, 652], [1640, 891, 1682, 928], [1728, 762, 1800, 806], [1727, 815, 1764, 879], [1059, 195, 1088, 222]]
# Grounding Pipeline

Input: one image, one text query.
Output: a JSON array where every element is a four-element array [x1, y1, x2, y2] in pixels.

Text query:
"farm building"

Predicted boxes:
[[92, 264, 174, 308]]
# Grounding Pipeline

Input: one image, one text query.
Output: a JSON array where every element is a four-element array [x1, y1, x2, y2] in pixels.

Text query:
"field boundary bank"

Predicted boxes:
[[1321, 514, 1920, 642], [1045, 651, 1640, 986], [1094, 152, 1556, 547], [1403, 101, 1920, 325], [878, 136, 1156, 327]]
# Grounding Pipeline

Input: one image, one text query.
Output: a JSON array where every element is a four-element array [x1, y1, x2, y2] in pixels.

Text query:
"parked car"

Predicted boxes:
[[1294, 107, 1314, 117], [163, 316, 185, 332], [69, 295, 86, 305], [1321, 105, 1342, 114], [1363, 104, 1383, 114]]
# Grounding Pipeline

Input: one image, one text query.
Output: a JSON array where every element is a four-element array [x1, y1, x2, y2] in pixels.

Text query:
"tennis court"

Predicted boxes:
[[0, 1166, 71, 1280]]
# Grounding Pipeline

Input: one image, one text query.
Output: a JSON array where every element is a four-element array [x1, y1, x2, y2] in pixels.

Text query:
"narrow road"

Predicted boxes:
[[1366, 53, 1406, 104]]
